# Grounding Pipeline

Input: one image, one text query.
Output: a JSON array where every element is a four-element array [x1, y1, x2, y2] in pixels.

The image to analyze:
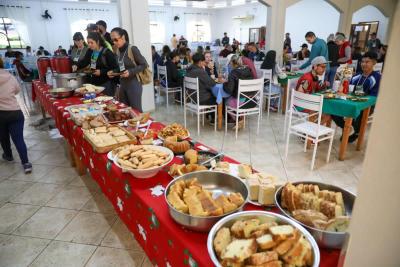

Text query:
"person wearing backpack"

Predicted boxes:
[[109, 27, 149, 112], [72, 32, 118, 96]]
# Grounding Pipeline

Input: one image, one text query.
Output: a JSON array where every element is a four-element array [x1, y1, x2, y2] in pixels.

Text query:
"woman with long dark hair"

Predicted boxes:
[[261, 50, 284, 111], [109, 27, 148, 112], [72, 32, 118, 96], [70, 32, 89, 65]]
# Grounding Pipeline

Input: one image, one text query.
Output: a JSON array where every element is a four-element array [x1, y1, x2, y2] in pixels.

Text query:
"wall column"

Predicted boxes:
[[343, 1, 400, 266], [117, 0, 155, 112]]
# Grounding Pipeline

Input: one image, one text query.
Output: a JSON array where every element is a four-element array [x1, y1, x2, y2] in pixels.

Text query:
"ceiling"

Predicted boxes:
[[148, 0, 260, 8]]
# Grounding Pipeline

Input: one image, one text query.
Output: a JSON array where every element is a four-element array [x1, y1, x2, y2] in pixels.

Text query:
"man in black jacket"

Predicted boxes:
[[186, 53, 218, 106], [165, 52, 183, 88]]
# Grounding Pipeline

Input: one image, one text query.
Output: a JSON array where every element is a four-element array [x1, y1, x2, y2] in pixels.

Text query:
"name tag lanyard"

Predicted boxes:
[[90, 49, 102, 69], [118, 48, 128, 72]]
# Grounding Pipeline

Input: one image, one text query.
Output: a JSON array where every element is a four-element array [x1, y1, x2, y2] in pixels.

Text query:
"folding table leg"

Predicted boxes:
[[339, 118, 353, 161], [356, 107, 371, 151], [217, 103, 223, 130]]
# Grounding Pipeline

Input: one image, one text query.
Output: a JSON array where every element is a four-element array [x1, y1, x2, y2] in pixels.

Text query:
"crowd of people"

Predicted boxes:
[[0, 26, 387, 175]]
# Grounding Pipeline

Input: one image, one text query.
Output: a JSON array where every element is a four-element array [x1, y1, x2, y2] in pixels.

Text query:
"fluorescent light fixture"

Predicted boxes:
[[170, 0, 186, 7], [251, 0, 259, 3], [148, 0, 164, 6], [232, 0, 245, 6], [88, 0, 110, 3], [192, 2, 207, 8], [214, 2, 227, 8]]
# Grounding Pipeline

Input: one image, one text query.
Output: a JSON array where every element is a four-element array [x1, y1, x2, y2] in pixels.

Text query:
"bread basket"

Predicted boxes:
[[165, 171, 248, 232], [207, 211, 320, 267], [275, 181, 356, 249]]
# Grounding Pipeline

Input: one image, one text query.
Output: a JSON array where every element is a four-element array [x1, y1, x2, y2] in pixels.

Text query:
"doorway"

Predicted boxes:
[[349, 21, 379, 51]]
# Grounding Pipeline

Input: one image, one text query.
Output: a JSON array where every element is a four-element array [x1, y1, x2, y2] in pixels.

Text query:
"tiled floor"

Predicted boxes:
[[0, 99, 368, 266]]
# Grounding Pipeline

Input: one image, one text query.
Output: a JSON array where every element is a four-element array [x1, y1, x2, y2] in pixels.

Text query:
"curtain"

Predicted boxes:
[[0, 5, 31, 46]]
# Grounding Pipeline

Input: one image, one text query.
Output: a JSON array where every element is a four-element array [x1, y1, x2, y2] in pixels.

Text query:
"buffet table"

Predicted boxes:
[[32, 80, 341, 267]]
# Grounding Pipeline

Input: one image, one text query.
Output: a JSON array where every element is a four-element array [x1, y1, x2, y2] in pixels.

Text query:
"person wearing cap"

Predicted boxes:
[[326, 33, 339, 86], [36, 46, 50, 57], [223, 54, 254, 129], [331, 51, 381, 143], [299, 32, 329, 71], [96, 20, 112, 45], [335, 33, 352, 64], [73, 32, 118, 96], [297, 43, 310, 61], [296, 56, 329, 94], [86, 23, 113, 51], [71, 32, 89, 65]]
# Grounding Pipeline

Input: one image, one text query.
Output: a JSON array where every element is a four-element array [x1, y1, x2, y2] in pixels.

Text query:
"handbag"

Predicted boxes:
[[126, 45, 152, 85]]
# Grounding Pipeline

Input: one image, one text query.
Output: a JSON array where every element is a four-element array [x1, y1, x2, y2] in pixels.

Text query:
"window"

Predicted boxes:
[[0, 17, 25, 49], [149, 22, 165, 44]]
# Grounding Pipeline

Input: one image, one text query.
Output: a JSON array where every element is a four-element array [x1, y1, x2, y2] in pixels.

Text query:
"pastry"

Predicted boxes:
[[248, 251, 279, 265], [238, 164, 252, 179], [214, 195, 238, 214], [184, 149, 198, 164], [256, 234, 276, 250]]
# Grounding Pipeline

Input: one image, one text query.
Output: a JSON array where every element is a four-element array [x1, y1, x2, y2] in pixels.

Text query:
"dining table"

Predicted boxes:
[[211, 83, 231, 130], [31, 79, 342, 267], [278, 72, 303, 113], [321, 94, 376, 160]]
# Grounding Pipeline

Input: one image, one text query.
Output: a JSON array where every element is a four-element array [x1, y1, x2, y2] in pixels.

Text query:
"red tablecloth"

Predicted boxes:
[[32, 80, 340, 267]]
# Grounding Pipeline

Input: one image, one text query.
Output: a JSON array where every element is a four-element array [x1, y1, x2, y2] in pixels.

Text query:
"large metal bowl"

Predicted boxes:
[[275, 181, 356, 249], [49, 87, 75, 98], [207, 211, 320, 267], [165, 171, 248, 232]]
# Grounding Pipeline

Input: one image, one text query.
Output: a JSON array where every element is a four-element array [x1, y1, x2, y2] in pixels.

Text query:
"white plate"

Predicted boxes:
[[123, 119, 151, 128]]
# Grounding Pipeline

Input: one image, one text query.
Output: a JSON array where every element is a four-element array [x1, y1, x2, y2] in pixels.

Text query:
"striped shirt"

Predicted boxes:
[[350, 71, 381, 96]]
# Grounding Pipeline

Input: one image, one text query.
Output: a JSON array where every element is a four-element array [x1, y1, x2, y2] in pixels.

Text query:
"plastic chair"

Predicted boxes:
[[284, 89, 335, 170], [183, 77, 217, 135], [225, 78, 264, 139], [260, 69, 281, 119], [157, 65, 182, 109]]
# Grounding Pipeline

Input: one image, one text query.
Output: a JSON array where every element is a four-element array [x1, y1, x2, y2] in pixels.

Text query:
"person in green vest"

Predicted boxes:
[[299, 31, 329, 71]]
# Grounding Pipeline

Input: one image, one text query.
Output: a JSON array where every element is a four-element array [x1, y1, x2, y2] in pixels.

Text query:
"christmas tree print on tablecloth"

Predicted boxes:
[[148, 208, 159, 229], [184, 249, 198, 267]]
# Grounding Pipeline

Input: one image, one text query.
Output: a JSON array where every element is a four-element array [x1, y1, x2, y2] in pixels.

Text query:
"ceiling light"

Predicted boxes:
[[214, 2, 227, 8], [192, 2, 207, 8], [170, 0, 186, 7], [149, 0, 164, 6], [232, 0, 245, 6]]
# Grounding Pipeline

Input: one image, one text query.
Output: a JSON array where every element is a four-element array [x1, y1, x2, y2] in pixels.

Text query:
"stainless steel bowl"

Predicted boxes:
[[54, 73, 86, 89], [275, 181, 356, 249], [165, 171, 248, 232], [49, 87, 75, 98], [207, 210, 320, 267]]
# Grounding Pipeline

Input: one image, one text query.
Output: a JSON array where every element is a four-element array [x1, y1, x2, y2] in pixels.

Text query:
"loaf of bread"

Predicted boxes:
[[164, 139, 190, 154]]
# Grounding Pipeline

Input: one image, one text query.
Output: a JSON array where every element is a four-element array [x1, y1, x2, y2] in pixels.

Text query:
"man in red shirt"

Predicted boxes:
[[335, 33, 352, 64], [296, 56, 329, 94]]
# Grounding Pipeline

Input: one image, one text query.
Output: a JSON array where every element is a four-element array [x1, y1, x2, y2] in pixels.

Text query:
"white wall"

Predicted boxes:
[[148, 5, 216, 47], [1, 0, 119, 53], [285, 0, 340, 51], [352, 5, 389, 44], [148, 2, 267, 46], [213, 3, 268, 44]]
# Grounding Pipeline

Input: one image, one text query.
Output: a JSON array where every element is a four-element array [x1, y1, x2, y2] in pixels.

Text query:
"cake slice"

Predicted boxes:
[[213, 227, 231, 257], [256, 234, 276, 250], [221, 239, 257, 262], [269, 225, 294, 242], [248, 251, 279, 265], [215, 195, 238, 214]]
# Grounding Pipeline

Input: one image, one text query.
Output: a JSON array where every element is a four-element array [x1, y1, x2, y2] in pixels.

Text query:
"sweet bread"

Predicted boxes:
[[184, 149, 198, 164]]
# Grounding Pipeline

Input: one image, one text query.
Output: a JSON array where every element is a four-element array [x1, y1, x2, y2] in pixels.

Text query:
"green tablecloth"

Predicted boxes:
[[322, 95, 377, 119], [178, 69, 186, 78], [278, 73, 303, 85]]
